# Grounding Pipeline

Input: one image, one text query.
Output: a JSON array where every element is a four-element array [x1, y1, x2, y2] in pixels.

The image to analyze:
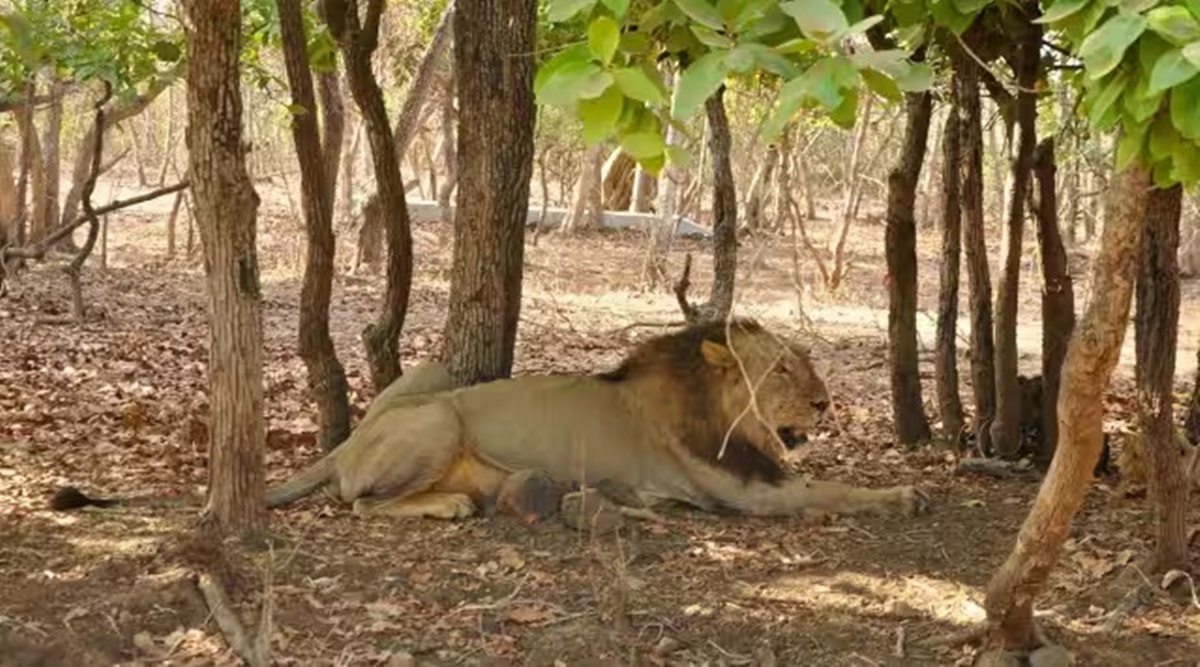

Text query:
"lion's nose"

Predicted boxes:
[[812, 399, 829, 412]]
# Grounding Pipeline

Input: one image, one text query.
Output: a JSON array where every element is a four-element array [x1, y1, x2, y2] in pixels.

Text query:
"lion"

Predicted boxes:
[[52, 319, 930, 520]]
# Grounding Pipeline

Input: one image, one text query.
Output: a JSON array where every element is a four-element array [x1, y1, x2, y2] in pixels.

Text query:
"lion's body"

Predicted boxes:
[[263, 320, 928, 520]]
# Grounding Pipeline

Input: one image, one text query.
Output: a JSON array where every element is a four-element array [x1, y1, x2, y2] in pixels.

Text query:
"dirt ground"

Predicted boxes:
[[1, 179, 1199, 666]]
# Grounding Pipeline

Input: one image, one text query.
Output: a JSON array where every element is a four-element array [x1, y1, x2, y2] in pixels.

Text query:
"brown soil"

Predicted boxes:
[[1, 180, 1197, 666]]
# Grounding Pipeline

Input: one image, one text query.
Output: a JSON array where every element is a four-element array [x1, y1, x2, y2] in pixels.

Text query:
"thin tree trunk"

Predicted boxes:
[[829, 93, 875, 290], [156, 86, 177, 187], [982, 162, 1149, 650], [936, 72, 965, 446], [886, 90, 933, 445], [991, 14, 1042, 460], [183, 0, 267, 541], [437, 70, 457, 223], [13, 87, 35, 250], [1136, 184, 1189, 572], [42, 79, 66, 250], [441, 0, 535, 386], [15, 94, 46, 244], [642, 66, 679, 287], [702, 86, 737, 322], [1188, 344, 1200, 446], [630, 164, 653, 213], [1031, 139, 1074, 468], [278, 0, 351, 452], [959, 55, 996, 456], [392, 1, 453, 166], [166, 187, 183, 259], [743, 143, 778, 231], [329, 0, 415, 391], [562, 143, 604, 233], [317, 0, 345, 226], [918, 106, 943, 230]]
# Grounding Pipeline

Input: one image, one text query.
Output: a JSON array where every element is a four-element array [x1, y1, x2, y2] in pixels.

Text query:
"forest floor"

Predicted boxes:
[[1, 180, 1199, 666]]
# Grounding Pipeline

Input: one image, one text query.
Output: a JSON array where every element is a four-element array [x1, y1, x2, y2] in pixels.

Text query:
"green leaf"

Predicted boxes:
[[731, 0, 773, 30], [672, 50, 727, 118], [637, 152, 666, 175], [1115, 120, 1150, 170], [829, 86, 858, 128], [549, 0, 597, 21], [534, 44, 592, 96], [666, 144, 694, 169], [1185, 41, 1200, 67], [743, 43, 799, 77], [1034, 0, 1092, 24], [1146, 5, 1200, 45], [1153, 155, 1177, 186], [1079, 12, 1149, 80], [1169, 78, 1200, 138], [726, 44, 757, 72], [286, 103, 310, 116], [1061, 0, 1111, 44], [588, 16, 621, 64], [1149, 47, 1200, 93], [612, 65, 667, 104], [580, 85, 624, 144], [780, 0, 849, 42], [1139, 32, 1174, 75], [151, 39, 182, 63], [673, 0, 726, 29], [1120, 0, 1160, 12], [953, 0, 992, 15], [691, 24, 735, 48], [620, 31, 650, 55], [895, 62, 934, 91], [861, 68, 903, 101], [621, 130, 666, 158], [930, 0, 979, 35], [536, 61, 611, 106], [1170, 136, 1200, 182], [601, 0, 630, 17], [1086, 69, 1129, 126], [844, 15, 884, 36], [1124, 69, 1167, 121], [1149, 112, 1177, 160]]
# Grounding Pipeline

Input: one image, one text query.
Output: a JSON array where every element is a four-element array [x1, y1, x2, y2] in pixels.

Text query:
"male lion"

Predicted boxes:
[[52, 319, 930, 520]]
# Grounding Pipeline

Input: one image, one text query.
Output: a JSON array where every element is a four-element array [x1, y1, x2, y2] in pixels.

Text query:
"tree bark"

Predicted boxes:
[[317, 0, 345, 225], [437, 70, 457, 222], [885, 91, 934, 446], [392, 1, 454, 166], [991, 13, 1042, 460], [630, 163, 654, 213], [1031, 139, 1074, 468], [642, 67, 679, 287], [42, 79, 67, 251], [959, 55, 996, 456], [1187, 344, 1200, 447], [183, 0, 267, 540], [983, 162, 1150, 650], [936, 71, 965, 446], [698, 86, 738, 323], [829, 93, 874, 290], [743, 143, 778, 231], [328, 0, 414, 391], [14, 95, 46, 244], [1135, 184, 1189, 572], [440, 0, 535, 387], [278, 0, 351, 452], [562, 143, 604, 232]]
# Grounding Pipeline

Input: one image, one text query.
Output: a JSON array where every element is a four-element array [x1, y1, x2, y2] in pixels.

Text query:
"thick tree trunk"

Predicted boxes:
[[13, 88, 35, 249], [329, 0, 415, 391], [278, 0, 351, 452], [183, 0, 267, 540], [983, 162, 1150, 650], [317, 0, 345, 224], [601, 148, 636, 211], [886, 91, 934, 445], [1135, 184, 1189, 572], [959, 56, 996, 456], [440, 0, 535, 386], [1032, 139, 1074, 467], [15, 98, 46, 244], [936, 72, 965, 446], [991, 15, 1042, 460]]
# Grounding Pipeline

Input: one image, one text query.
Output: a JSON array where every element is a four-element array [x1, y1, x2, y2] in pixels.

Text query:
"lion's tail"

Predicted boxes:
[[265, 454, 336, 508]]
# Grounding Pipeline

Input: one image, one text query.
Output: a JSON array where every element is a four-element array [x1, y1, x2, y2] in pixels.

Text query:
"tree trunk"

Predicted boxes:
[[317, 0, 345, 224], [166, 188, 183, 259], [828, 93, 874, 290], [959, 55, 996, 456], [392, 1, 453, 167], [982, 162, 1150, 650], [917, 106, 943, 230], [641, 67, 679, 287], [329, 0, 415, 392], [0, 140, 15, 239], [61, 79, 176, 229], [278, 0, 351, 452], [437, 70, 457, 222], [562, 143, 604, 233], [601, 148, 636, 211], [12, 88, 35, 249], [440, 0, 535, 387], [15, 97, 46, 244], [1031, 139, 1074, 468], [41, 79, 66, 250], [885, 91, 934, 446], [183, 0, 267, 540], [936, 72, 965, 446], [1188, 344, 1200, 446], [991, 15, 1042, 460], [701, 87, 737, 322], [1135, 184, 1189, 572], [630, 164, 654, 213], [743, 143, 778, 231]]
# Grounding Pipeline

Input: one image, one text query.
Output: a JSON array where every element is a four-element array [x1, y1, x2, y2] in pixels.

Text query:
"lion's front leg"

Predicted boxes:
[[754, 478, 931, 517]]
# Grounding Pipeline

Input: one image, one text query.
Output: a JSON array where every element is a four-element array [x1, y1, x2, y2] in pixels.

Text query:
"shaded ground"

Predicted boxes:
[[1, 185, 1198, 666]]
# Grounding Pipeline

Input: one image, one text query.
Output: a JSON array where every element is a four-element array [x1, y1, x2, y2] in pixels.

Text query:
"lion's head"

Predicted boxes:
[[600, 319, 831, 484]]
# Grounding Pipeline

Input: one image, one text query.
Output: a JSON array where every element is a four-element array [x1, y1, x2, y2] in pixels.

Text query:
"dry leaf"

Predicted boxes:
[[504, 606, 550, 624]]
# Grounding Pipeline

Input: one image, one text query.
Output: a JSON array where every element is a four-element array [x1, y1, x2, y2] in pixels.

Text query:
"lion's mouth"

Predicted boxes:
[[777, 427, 809, 450]]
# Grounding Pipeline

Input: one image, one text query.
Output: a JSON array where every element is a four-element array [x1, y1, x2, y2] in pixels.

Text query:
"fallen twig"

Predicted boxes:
[[196, 572, 268, 667]]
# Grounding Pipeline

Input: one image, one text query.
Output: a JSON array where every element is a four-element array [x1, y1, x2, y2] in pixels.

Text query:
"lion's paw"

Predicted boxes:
[[896, 485, 931, 516], [433, 493, 478, 520]]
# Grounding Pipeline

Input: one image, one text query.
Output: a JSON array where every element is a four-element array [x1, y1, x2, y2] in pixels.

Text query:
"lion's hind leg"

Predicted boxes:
[[353, 492, 477, 519]]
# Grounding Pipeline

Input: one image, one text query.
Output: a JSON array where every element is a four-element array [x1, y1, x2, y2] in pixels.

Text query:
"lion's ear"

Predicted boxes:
[[700, 340, 736, 368]]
